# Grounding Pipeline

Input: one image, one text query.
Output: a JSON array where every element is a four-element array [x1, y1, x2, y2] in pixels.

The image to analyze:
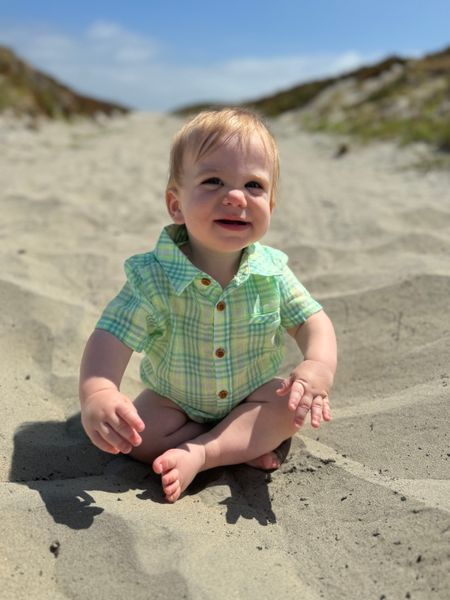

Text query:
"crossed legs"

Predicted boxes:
[[130, 379, 298, 502]]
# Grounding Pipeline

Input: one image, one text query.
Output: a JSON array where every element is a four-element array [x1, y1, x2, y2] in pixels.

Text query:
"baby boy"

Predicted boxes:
[[79, 108, 337, 502]]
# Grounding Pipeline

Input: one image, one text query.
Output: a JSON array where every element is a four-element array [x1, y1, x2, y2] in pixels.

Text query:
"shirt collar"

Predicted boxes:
[[242, 243, 285, 276], [154, 225, 199, 294], [154, 224, 284, 294]]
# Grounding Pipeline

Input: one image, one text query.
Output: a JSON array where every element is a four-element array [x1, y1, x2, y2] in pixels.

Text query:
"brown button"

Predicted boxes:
[[215, 348, 225, 358], [201, 278, 211, 286], [216, 301, 226, 311], [218, 390, 228, 399]]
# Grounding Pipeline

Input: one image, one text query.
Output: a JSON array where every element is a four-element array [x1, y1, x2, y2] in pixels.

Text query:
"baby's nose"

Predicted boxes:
[[223, 188, 247, 207]]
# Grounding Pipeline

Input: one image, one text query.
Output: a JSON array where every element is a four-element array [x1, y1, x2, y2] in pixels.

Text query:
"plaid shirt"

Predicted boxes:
[[96, 224, 322, 422]]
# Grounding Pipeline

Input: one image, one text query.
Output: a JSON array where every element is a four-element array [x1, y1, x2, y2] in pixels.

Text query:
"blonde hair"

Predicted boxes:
[[167, 107, 280, 208]]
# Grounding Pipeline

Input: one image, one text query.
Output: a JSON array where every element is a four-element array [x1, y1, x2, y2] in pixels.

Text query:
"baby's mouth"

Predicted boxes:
[[215, 219, 249, 227]]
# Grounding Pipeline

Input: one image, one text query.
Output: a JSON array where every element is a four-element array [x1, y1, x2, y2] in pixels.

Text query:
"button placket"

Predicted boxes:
[[213, 291, 229, 402], [196, 276, 222, 308]]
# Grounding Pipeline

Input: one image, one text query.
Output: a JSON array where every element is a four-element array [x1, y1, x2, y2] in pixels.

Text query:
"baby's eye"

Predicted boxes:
[[246, 181, 263, 189], [202, 177, 223, 186]]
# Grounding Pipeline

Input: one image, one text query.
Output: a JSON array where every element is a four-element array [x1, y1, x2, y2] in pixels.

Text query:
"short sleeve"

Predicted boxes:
[[95, 258, 156, 352], [278, 265, 322, 329]]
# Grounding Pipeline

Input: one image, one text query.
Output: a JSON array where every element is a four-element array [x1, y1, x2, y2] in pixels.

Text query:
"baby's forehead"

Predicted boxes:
[[186, 132, 272, 168]]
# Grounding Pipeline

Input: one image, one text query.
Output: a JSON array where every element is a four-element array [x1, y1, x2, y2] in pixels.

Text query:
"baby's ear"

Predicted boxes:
[[166, 189, 184, 224]]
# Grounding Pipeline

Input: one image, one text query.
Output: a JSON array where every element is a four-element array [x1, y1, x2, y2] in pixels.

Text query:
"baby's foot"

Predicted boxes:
[[152, 444, 206, 503], [246, 451, 280, 471], [245, 438, 292, 471]]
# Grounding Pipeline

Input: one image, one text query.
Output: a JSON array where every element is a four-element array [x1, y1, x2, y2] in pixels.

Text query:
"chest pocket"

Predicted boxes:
[[248, 309, 282, 351], [249, 310, 280, 325]]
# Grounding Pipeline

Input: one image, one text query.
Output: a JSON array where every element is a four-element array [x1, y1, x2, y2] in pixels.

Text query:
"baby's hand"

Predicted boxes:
[[276, 360, 333, 429], [81, 388, 145, 454]]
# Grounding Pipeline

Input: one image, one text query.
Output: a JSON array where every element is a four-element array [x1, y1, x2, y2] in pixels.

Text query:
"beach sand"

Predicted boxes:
[[1, 112, 449, 599]]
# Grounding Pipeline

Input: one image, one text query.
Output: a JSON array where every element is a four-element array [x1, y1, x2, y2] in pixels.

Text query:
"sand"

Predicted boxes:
[[1, 111, 449, 599]]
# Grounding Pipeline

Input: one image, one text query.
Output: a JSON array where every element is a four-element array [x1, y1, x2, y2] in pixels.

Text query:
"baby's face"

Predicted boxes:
[[166, 133, 273, 257]]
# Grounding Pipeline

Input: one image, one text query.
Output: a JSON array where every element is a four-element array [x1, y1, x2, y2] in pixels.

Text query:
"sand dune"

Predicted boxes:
[[1, 112, 449, 599]]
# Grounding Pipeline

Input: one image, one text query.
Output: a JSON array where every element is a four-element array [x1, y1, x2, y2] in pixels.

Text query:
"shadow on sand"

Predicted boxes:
[[9, 414, 277, 529]]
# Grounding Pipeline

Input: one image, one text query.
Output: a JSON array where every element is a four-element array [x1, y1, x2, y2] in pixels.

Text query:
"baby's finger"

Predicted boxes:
[[108, 411, 142, 447], [276, 376, 292, 396], [97, 422, 133, 454], [91, 430, 120, 454], [294, 389, 313, 427], [288, 379, 305, 411], [322, 395, 332, 421], [116, 402, 145, 433], [310, 395, 324, 428]]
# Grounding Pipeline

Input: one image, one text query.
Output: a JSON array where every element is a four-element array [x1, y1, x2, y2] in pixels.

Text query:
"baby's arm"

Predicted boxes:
[[277, 310, 337, 429], [79, 329, 145, 454]]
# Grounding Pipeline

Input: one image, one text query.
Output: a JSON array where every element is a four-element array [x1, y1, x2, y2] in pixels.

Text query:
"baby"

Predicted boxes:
[[79, 107, 337, 502]]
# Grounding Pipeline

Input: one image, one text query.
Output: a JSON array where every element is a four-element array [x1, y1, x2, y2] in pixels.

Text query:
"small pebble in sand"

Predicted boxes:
[[334, 143, 349, 158], [49, 541, 60, 558]]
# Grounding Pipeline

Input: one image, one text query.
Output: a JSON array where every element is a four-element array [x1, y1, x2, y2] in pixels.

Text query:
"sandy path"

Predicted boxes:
[[1, 112, 449, 599]]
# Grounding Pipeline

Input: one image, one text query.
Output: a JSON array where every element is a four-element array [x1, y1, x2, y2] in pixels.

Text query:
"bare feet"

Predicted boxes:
[[152, 444, 206, 503], [246, 439, 292, 471], [153, 438, 292, 501], [153, 447, 277, 501], [245, 451, 280, 471]]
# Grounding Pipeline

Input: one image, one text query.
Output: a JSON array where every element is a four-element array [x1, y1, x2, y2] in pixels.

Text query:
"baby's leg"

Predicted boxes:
[[129, 389, 208, 464], [153, 379, 298, 502]]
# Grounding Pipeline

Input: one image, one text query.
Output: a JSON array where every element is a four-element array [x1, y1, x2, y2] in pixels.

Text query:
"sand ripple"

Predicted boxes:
[[1, 113, 449, 599]]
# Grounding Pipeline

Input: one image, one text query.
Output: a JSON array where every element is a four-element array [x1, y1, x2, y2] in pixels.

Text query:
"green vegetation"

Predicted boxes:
[[305, 110, 450, 150], [2, 42, 449, 159], [246, 80, 332, 116], [297, 56, 450, 154], [176, 48, 450, 159], [0, 45, 129, 120]]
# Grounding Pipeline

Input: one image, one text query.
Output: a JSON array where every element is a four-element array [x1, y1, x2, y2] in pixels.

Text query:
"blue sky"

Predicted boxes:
[[1, 0, 449, 111]]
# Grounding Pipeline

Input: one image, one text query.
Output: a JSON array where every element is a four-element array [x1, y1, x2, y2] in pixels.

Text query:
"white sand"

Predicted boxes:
[[1, 112, 449, 599]]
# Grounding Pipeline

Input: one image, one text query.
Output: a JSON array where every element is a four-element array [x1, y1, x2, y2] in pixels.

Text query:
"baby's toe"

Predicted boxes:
[[165, 483, 181, 502], [164, 480, 179, 496], [162, 469, 178, 487], [153, 453, 176, 474]]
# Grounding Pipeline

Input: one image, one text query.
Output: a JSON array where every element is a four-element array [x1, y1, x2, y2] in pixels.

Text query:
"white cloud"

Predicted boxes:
[[0, 22, 380, 111], [87, 21, 123, 40], [85, 20, 157, 63], [201, 52, 373, 99]]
